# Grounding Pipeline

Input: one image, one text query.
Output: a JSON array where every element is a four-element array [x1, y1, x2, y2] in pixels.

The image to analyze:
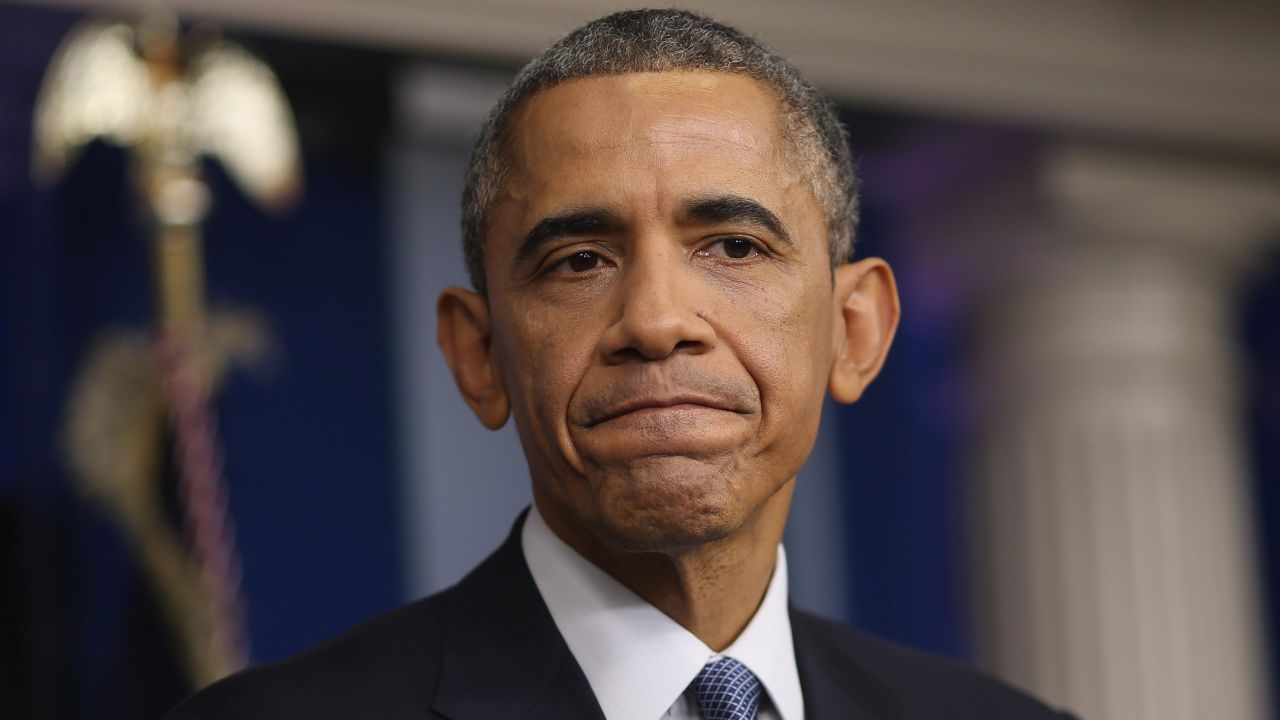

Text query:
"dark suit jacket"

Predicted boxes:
[[164, 515, 1075, 719]]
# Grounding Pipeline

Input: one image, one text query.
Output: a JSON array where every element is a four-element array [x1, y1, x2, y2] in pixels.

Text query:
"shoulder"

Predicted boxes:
[[163, 514, 545, 720], [791, 610, 1078, 720], [162, 592, 451, 720]]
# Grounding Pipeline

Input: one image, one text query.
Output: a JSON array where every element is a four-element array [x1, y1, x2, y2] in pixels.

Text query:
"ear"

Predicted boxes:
[[828, 258, 900, 404], [437, 287, 510, 429]]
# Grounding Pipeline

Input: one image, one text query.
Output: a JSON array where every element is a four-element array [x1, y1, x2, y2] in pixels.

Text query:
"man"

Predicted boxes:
[[166, 9, 1074, 719]]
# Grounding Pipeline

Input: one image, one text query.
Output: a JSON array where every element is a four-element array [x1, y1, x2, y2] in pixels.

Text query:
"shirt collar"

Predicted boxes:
[[522, 505, 804, 720]]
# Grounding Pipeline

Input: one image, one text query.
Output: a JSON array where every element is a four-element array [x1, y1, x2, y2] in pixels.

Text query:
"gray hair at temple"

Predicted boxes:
[[460, 8, 858, 294]]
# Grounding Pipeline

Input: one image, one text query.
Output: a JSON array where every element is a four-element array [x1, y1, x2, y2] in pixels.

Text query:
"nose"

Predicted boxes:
[[598, 243, 716, 364]]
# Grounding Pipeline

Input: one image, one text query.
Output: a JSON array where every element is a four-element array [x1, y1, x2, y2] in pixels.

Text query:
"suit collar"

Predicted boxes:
[[432, 510, 606, 720], [523, 504, 806, 720], [790, 608, 902, 720], [430, 510, 902, 720]]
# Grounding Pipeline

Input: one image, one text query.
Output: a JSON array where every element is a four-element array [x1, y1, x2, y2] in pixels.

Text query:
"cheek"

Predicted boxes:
[[734, 196, 834, 420], [726, 274, 833, 437], [496, 302, 599, 442]]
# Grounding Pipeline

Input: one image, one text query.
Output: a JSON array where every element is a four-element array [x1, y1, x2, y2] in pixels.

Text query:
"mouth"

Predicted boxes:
[[585, 395, 747, 428]]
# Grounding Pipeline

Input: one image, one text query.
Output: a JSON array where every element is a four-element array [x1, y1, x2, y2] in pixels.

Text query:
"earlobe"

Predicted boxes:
[[437, 287, 511, 429], [828, 258, 900, 404]]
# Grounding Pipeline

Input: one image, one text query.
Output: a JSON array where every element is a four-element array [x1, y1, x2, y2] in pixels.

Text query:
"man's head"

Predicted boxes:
[[438, 9, 898, 557], [461, 9, 857, 297]]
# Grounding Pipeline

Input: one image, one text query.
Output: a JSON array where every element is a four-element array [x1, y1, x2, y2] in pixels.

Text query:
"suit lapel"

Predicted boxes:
[[791, 609, 901, 720], [432, 511, 605, 720], [431, 515, 905, 720]]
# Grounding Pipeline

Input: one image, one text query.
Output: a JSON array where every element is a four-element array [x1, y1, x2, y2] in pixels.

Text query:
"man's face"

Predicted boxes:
[[482, 71, 842, 552]]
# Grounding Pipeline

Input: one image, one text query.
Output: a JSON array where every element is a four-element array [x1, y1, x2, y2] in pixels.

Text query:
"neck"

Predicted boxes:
[[536, 480, 793, 651]]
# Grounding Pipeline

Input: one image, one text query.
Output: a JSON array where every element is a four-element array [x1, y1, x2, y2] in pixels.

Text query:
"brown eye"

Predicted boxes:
[[701, 237, 759, 260], [723, 238, 754, 259], [565, 251, 600, 272]]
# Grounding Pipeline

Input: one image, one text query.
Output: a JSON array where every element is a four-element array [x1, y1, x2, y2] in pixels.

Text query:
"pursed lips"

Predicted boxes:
[[584, 394, 749, 428]]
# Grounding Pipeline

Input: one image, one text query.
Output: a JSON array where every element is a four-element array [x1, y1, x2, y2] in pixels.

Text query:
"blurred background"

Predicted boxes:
[[2, 1, 1278, 719]]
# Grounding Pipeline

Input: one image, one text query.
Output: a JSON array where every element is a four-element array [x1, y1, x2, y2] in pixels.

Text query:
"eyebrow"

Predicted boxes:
[[513, 195, 792, 267], [515, 208, 625, 266], [681, 195, 793, 247]]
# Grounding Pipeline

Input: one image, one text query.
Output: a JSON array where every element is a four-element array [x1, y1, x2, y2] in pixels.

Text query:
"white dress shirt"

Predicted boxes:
[[521, 505, 805, 720]]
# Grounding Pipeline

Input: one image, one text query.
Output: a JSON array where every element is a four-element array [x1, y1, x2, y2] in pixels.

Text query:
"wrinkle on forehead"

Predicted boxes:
[[643, 111, 765, 154], [486, 70, 820, 258], [510, 71, 788, 168]]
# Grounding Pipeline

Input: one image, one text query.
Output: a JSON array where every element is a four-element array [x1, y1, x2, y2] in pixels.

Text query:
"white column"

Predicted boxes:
[[966, 144, 1280, 720]]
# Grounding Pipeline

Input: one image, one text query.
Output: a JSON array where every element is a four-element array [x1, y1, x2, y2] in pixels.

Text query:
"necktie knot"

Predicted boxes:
[[694, 656, 762, 720]]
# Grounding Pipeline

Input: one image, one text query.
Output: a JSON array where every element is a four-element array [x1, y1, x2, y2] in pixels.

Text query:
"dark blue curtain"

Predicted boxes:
[[1243, 251, 1280, 705], [1, 7, 401, 718], [831, 195, 967, 659]]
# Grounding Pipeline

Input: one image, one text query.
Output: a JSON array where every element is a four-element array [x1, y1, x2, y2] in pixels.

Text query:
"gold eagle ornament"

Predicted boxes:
[[34, 11, 301, 689]]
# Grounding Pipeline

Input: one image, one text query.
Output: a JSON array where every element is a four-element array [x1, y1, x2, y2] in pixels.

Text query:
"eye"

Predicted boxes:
[[701, 237, 760, 260], [552, 250, 603, 273]]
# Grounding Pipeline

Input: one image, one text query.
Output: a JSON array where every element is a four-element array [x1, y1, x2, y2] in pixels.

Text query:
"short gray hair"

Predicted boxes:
[[461, 8, 857, 294]]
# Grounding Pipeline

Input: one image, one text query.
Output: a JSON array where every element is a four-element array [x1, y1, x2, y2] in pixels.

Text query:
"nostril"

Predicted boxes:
[[608, 346, 649, 364], [673, 339, 703, 354]]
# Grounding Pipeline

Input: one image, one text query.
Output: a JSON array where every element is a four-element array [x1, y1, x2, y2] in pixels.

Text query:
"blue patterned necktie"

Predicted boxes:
[[694, 656, 762, 720]]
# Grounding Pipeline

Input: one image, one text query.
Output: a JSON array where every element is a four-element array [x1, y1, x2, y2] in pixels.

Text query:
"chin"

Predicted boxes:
[[588, 455, 752, 553]]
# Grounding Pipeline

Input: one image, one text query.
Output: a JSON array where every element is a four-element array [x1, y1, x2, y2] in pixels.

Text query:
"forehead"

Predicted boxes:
[[492, 71, 815, 243], [511, 70, 787, 160]]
